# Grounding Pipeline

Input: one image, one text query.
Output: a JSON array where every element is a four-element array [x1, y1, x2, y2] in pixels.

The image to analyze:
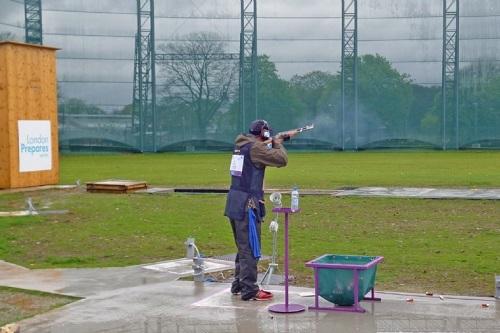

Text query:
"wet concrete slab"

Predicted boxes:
[[334, 187, 500, 200], [0, 258, 232, 298], [2, 260, 499, 332], [133, 186, 500, 200], [3, 185, 500, 200], [16, 281, 499, 333]]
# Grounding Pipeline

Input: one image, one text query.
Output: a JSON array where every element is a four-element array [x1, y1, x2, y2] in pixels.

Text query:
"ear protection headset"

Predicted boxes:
[[249, 119, 272, 140], [261, 126, 271, 139]]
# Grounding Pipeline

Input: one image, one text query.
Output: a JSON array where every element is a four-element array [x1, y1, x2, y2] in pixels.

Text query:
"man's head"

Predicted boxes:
[[249, 119, 272, 140]]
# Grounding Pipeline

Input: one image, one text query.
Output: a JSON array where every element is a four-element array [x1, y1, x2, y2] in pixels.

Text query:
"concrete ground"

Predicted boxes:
[[141, 186, 500, 200], [333, 187, 500, 200], [0, 260, 498, 333], [4, 185, 500, 201]]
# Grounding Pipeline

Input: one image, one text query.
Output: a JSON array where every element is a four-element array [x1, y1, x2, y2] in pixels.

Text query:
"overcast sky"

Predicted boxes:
[[1, 0, 500, 109]]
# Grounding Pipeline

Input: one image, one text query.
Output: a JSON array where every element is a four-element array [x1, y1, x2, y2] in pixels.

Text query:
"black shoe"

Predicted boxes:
[[231, 285, 242, 295]]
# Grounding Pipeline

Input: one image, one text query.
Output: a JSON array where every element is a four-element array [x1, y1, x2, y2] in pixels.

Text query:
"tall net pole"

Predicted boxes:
[[132, 34, 140, 145], [134, 0, 157, 152], [442, 0, 460, 150], [239, 0, 258, 133], [341, 0, 358, 150], [24, 0, 43, 45]]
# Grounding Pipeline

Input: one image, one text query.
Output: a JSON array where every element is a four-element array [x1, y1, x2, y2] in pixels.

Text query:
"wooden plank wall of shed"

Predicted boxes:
[[0, 43, 10, 187], [0, 42, 59, 188]]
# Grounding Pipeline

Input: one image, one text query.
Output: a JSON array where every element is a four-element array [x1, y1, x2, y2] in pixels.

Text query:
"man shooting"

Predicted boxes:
[[224, 119, 298, 301]]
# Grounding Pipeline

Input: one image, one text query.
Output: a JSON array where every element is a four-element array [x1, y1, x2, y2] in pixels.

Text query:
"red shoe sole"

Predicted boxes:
[[251, 296, 273, 301]]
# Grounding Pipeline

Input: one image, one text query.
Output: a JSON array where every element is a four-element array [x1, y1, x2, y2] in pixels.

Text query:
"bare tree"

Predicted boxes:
[[158, 32, 238, 139]]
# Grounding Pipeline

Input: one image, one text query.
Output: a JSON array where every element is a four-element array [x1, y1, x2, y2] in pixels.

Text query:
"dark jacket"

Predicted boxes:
[[224, 134, 288, 221]]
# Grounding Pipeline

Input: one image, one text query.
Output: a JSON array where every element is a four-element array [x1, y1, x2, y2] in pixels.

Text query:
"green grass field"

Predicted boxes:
[[0, 286, 78, 326], [60, 151, 500, 188], [0, 189, 499, 296], [1, 151, 499, 300]]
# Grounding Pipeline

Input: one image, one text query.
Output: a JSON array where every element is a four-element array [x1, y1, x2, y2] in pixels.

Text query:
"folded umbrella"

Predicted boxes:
[[248, 208, 261, 259]]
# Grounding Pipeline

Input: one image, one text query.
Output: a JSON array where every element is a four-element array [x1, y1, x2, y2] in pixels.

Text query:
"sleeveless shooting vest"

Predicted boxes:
[[224, 142, 266, 221]]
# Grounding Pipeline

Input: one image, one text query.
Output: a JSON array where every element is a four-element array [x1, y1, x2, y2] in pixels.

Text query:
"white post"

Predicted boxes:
[[496, 275, 500, 299], [185, 237, 195, 259]]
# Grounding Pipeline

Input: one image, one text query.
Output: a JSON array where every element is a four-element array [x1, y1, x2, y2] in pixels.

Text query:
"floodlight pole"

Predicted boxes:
[[24, 0, 43, 45], [341, 0, 358, 150], [239, 0, 258, 133], [442, 0, 460, 150]]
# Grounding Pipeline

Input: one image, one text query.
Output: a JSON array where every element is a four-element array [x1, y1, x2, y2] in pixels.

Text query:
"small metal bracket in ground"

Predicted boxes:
[[0, 198, 68, 217]]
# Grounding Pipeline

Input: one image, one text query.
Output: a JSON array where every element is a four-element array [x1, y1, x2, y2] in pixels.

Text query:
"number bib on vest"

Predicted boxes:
[[230, 154, 244, 176]]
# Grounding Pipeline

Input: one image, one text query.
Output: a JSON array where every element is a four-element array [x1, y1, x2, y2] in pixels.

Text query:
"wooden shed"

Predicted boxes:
[[0, 41, 59, 189]]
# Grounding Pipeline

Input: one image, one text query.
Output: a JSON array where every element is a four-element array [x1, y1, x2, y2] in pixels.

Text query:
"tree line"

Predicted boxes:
[[54, 32, 500, 146]]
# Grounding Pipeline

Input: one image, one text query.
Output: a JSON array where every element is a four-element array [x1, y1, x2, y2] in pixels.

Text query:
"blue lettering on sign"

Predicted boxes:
[[26, 134, 49, 145], [20, 143, 49, 155]]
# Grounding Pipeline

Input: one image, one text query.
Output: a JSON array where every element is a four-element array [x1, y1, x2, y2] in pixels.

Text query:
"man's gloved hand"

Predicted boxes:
[[273, 129, 299, 144]]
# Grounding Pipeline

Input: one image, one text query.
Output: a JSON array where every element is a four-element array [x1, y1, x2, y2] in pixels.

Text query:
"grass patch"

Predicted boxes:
[[0, 189, 498, 296], [0, 286, 79, 326], [59, 151, 500, 188]]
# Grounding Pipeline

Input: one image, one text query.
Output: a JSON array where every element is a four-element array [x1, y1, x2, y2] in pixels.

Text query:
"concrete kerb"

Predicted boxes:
[[0, 185, 77, 194], [4, 185, 500, 200], [133, 186, 500, 200]]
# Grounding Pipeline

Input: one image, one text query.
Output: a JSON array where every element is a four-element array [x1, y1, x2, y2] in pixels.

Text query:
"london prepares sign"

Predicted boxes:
[[18, 120, 52, 172]]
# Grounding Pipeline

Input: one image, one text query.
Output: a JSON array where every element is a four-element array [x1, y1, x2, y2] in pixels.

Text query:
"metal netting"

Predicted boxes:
[[1, 0, 499, 151]]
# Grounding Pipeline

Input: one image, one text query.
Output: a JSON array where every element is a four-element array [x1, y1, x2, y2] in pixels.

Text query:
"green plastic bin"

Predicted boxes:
[[306, 254, 383, 306]]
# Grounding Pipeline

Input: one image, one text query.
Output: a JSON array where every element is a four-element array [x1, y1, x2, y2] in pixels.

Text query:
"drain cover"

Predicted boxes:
[[143, 258, 233, 275]]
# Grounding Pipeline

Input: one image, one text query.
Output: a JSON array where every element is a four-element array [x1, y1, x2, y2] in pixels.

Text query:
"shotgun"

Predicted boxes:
[[275, 124, 315, 141]]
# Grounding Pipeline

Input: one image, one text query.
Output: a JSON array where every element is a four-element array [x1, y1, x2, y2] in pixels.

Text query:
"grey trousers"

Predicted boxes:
[[230, 214, 262, 300]]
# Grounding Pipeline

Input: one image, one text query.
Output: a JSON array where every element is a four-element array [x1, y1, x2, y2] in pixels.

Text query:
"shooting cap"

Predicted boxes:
[[249, 119, 271, 135]]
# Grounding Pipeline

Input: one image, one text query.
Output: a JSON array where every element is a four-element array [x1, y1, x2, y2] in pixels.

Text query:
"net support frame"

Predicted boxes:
[[24, 0, 43, 45], [341, 0, 358, 150], [442, 0, 460, 150]]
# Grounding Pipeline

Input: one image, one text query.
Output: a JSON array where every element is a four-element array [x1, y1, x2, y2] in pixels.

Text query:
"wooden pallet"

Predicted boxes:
[[86, 180, 147, 193]]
